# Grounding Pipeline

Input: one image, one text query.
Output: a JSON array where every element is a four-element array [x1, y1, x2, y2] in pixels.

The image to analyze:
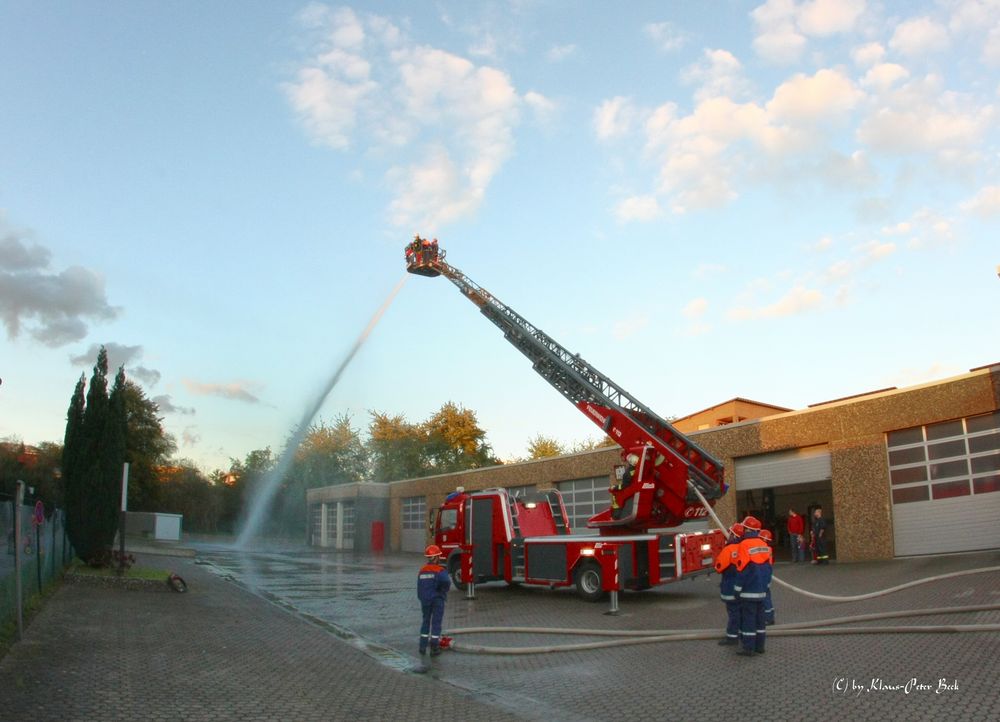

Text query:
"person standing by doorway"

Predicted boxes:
[[787, 508, 805, 563], [810, 507, 829, 565]]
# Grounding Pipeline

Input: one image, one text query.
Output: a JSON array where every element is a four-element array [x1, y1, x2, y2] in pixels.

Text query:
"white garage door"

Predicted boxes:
[[735, 445, 832, 491], [557, 476, 609, 533], [887, 411, 1000, 556], [401, 496, 426, 553]]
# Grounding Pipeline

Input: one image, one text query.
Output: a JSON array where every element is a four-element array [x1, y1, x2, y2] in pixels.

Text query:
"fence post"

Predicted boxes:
[[14, 480, 24, 642]]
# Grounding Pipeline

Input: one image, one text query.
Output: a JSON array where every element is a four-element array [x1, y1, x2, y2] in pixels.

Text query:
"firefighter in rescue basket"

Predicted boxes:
[[417, 544, 451, 656]]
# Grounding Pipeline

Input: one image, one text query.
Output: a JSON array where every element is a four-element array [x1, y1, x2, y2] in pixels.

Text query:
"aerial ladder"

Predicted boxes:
[[404, 236, 727, 534]]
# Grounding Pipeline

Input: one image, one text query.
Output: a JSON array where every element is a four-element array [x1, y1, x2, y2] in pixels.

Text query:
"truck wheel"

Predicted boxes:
[[448, 556, 466, 591], [574, 560, 605, 602]]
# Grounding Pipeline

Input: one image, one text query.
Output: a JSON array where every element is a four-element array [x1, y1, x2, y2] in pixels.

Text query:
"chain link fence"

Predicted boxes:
[[1, 493, 73, 632]]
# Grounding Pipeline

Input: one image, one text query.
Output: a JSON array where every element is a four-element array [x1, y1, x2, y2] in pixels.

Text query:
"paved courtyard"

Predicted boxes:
[[2, 543, 998, 721]]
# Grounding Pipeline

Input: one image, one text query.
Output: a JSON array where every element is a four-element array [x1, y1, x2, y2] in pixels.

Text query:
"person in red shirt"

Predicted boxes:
[[786, 508, 805, 563]]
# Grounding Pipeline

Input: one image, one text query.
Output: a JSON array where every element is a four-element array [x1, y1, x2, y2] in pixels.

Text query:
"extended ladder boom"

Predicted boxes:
[[404, 237, 726, 531]]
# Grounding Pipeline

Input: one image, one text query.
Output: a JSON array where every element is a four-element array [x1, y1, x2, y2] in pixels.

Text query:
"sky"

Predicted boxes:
[[1, 0, 999, 474]]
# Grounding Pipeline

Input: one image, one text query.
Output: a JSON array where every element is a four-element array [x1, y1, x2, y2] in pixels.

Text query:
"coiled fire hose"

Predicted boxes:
[[446, 484, 1000, 655]]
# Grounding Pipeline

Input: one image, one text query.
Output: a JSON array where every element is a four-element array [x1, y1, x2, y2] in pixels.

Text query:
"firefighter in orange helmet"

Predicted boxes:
[[758, 528, 776, 625], [713, 522, 745, 646], [417, 544, 451, 656], [733, 515, 772, 656]]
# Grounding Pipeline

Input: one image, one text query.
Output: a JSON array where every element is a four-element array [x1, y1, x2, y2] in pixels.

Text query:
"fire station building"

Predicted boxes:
[[306, 363, 1000, 562]]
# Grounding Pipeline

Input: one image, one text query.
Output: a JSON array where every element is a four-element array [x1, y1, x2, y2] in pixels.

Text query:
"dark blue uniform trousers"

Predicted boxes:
[[739, 598, 766, 652], [420, 599, 445, 652], [725, 599, 740, 640]]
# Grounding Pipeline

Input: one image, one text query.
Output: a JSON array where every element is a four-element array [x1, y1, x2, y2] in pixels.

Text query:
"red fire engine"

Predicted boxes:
[[406, 238, 729, 601]]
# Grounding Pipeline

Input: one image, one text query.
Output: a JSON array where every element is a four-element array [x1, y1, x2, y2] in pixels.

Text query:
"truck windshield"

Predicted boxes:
[[439, 508, 457, 531]]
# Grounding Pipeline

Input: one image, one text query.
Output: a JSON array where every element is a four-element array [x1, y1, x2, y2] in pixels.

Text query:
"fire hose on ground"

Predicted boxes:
[[444, 484, 1000, 655]]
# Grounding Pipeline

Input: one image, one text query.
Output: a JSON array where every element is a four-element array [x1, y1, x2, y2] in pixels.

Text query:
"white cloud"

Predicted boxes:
[[728, 285, 824, 320], [881, 221, 912, 235], [767, 68, 864, 123], [810, 236, 833, 251], [594, 96, 638, 140], [851, 41, 885, 67], [547, 44, 576, 62], [285, 5, 528, 230], [856, 75, 995, 158], [524, 91, 556, 123], [615, 195, 662, 222], [751, 0, 864, 63], [860, 63, 909, 92], [960, 184, 1000, 217], [986, 24, 1000, 65], [0, 224, 118, 347], [681, 49, 750, 102], [644, 21, 689, 52], [889, 17, 950, 57], [682, 297, 708, 318], [797, 0, 866, 36], [183, 379, 262, 405], [153, 395, 196, 416]]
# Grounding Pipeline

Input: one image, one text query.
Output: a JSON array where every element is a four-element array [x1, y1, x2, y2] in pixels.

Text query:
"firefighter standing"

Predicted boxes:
[[811, 506, 829, 564], [417, 544, 451, 656], [713, 522, 745, 646], [733, 516, 772, 656], [759, 528, 776, 625]]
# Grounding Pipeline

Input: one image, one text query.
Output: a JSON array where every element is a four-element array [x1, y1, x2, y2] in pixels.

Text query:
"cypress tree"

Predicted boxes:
[[78, 347, 110, 561], [62, 374, 86, 555], [96, 366, 129, 550]]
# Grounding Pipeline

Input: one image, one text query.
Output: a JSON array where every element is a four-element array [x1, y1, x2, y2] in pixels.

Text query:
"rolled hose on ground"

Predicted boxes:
[[447, 604, 1000, 655]]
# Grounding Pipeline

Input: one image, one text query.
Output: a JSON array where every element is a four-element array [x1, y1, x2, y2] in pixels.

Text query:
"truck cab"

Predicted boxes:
[[431, 487, 571, 589]]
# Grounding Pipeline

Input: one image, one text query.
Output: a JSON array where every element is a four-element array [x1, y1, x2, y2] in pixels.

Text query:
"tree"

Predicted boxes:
[[368, 403, 498, 481], [157, 462, 223, 533], [293, 415, 368, 488], [222, 448, 275, 534], [62, 374, 86, 549], [424, 402, 496, 473], [368, 411, 427, 481], [122, 381, 177, 511], [61, 347, 128, 562], [527, 434, 565, 459]]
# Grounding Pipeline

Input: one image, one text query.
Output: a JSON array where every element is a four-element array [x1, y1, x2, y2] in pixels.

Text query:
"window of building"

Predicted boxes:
[[886, 411, 1000, 504], [401, 496, 426, 530]]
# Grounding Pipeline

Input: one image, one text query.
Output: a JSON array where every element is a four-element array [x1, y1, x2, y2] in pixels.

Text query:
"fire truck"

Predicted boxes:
[[405, 236, 729, 601]]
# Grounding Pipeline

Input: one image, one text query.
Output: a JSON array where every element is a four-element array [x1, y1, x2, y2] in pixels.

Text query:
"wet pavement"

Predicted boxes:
[[193, 543, 1000, 721], [2, 539, 999, 721]]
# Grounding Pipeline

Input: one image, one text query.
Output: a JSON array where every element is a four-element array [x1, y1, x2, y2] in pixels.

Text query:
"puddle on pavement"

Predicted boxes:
[[196, 549, 421, 674]]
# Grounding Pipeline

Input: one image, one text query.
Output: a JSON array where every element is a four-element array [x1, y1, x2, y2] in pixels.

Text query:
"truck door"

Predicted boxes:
[[469, 495, 499, 579]]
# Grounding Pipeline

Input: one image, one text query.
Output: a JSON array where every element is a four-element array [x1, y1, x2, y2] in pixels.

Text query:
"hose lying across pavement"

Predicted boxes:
[[448, 602, 1000, 655], [447, 485, 1000, 655]]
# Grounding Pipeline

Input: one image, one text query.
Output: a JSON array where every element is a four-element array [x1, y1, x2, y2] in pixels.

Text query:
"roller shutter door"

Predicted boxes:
[[735, 446, 831, 491], [887, 412, 1000, 556]]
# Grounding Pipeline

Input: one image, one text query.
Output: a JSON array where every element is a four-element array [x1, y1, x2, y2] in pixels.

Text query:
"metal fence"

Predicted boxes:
[[1, 493, 72, 633]]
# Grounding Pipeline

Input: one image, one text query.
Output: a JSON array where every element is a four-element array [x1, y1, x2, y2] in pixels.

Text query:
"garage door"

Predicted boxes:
[[887, 411, 1000, 556], [401, 496, 426, 553], [735, 445, 831, 491], [557, 476, 609, 532]]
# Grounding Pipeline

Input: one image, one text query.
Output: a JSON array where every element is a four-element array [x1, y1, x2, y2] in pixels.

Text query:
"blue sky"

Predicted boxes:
[[1, 0, 998, 473]]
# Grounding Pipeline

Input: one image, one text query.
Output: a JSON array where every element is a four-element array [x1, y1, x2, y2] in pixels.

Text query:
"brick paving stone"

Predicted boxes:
[[0, 557, 525, 721], [3, 546, 999, 721]]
